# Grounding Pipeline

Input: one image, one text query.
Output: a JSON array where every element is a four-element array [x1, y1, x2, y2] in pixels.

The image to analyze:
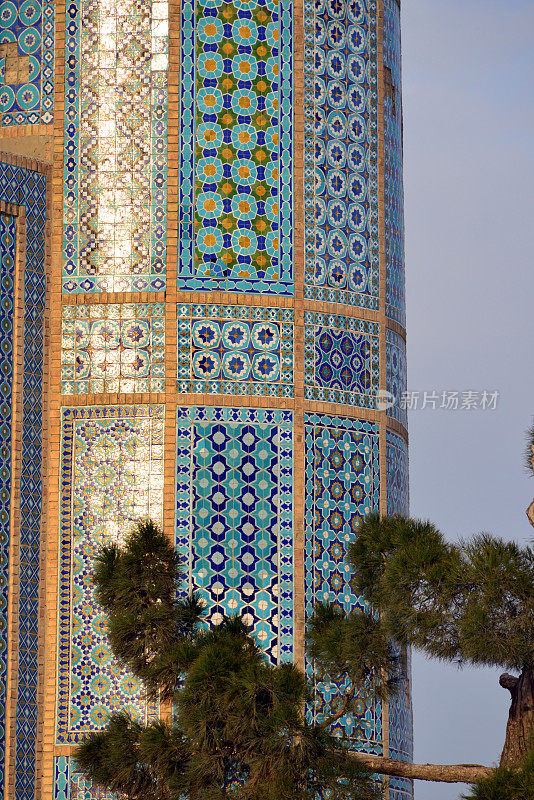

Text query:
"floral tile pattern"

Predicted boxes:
[[177, 304, 293, 396], [0, 0, 54, 125], [62, 0, 167, 293], [176, 406, 293, 664], [177, 0, 293, 295], [304, 413, 381, 751], [304, 311, 379, 407], [303, 0, 379, 308], [61, 303, 165, 394], [385, 327, 407, 427], [57, 405, 163, 744]]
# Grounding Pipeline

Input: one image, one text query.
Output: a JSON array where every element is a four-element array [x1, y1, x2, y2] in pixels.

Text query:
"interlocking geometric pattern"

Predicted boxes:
[[176, 406, 293, 663], [0, 162, 47, 800], [57, 405, 163, 744], [389, 777, 414, 800], [389, 645, 413, 764], [386, 429, 408, 517], [0, 213, 15, 789], [304, 0, 379, 308], [62, 0, 167, 293], [385, 327, 407, 427], [304, 413, 381, 751], [304, 312, 379, 407], [177, 0, 293, 295], [384, 0, 405, 325], [0, 0, 54, 125], [177, 304, 293, 396], [61, 303, 165, 394], [54, 757, 118, 800]]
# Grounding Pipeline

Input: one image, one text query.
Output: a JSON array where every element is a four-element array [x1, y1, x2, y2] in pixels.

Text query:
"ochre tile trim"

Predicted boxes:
[[0, 124, 53, 140]]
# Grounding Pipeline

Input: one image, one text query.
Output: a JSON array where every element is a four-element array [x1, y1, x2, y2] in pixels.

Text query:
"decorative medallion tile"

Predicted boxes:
[[177, 0, 293, 295], [384, 0, 405, 325], [62, 303, 165, 394], [385, 328, 406, 426], [176, 406, 293, 663], [304, 312, 379, 407], [0, 213, 16, 788], [62, 0, 168, 293], [386, 429, 408, 517], [304, 413, 381, 750], [304, 0, 379, 308], [177, 304, 293, 396], [57, 405, 163, 744], [0, 0, 54, 125]]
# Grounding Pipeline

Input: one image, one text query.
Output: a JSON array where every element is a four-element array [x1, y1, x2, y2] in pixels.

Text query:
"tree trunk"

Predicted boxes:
[[347, 754, 492, 784], [499, 668, 534, 766]]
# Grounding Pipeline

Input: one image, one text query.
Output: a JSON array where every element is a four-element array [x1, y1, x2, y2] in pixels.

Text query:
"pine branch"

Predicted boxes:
[[346, 754, 492, 784]]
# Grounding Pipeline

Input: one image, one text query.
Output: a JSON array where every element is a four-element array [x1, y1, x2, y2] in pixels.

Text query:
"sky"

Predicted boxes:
[[401, 1, 534, 798]]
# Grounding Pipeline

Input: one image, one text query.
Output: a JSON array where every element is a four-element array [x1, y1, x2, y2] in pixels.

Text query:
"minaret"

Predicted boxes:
[[0, 0, 411, 796]]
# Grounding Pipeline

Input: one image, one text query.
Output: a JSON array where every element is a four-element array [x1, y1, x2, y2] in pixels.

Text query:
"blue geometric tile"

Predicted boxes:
[[304, 311, 379, 407], [304, 413, 381, 751], [385, 328, 407, 426], [61, 303, 165, 394], [386, 429, 408, 517], [0, 0, 54, 125], [389, 644, 413, 764], [57, 405, 163, 744], [54, 757, 118, 800], [177, 304, 293, 397], [177, 0, 293, 296], [176, 406, 293, 664], [304, 0, 379, 308], [384, 0, 405, 325], [62, 0, 167, 293]]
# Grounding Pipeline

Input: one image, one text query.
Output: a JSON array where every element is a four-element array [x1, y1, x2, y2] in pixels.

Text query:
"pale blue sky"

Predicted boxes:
[[402, 1, 534, 798]]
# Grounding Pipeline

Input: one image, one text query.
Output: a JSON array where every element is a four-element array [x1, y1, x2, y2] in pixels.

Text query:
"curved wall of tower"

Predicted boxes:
[[0, 0, 411, 796]]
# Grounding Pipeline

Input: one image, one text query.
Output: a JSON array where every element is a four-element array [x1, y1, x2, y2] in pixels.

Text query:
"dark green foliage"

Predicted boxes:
[[75, 520, 377, 800], [348, 513, 534, 671], [463, 750, 534, 800]]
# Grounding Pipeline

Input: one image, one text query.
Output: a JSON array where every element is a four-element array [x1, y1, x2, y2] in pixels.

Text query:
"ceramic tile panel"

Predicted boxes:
[[0, 0, 54, 125], [389, 644, 413, 763], [385, 327, 407, 427], [389, 778, 414, 800], [57, 405, 163, 744], [61, 303, 165, 394], [304, 413, 381, 750], [304, 311, 379, 407], [177, 0, 293, 295], [177, 304, 293, 396], [0, 162, 47, 800], [176, 406, 293, 663], [62, 0, 168, 293], [384, 0, 405, 325], [303, 0, 379, 308], [386, 429, 408, 517], [54, 757, 118, 800], [0, 212, 16, 789]]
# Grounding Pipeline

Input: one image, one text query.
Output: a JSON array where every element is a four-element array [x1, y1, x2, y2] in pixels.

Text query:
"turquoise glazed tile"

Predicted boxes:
[[61, 303, 165, 394], [176, 406, 293, 663], [385, 327, 407, 426], [177, 304, 293, 396], [57, 405, 163, 744], [54, 757, 118, 799], [386, 429, 408, 517]]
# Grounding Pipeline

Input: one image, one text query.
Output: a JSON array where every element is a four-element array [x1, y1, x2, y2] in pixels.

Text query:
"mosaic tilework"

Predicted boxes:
[[177, 0, 293, 295], [0, 212, 16, 790], [61, 303, 165, 394], [384, 0, 405, 325], [304, 413, 381, 751], [177, 304, 293, 396], [176, 406, 293, 663], [385, 328, 406, 427], [0, 0, 54, 125], [57, 405, 163, 744], [54, 757, 118, 800], [389, 777, 414, 800], [386, 429, 408, 517], [389, 644, 413, 763], [303, 0, 379, 308], [0, 162, 47, 800], [304, 312, 378, 407], [62, 0, 167, 293]]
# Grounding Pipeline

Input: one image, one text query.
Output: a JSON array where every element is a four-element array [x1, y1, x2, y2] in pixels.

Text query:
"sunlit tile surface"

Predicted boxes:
[[62, 0, 168, 293], [57, 405, 163, 744], [61, 303, 165, 394]]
